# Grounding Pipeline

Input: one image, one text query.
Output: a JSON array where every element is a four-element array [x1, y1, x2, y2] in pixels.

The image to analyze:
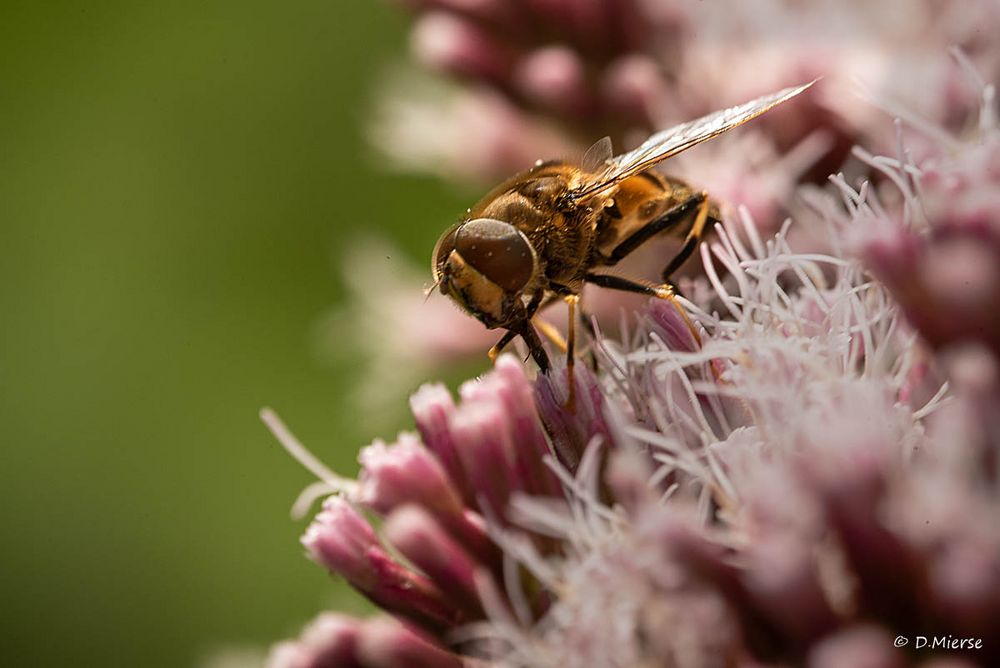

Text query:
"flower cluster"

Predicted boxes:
[[266, 355, 567, 666], [267, 7, 1000, 665], [484, 204, 999, 667], [268, 84, 1000, 662]]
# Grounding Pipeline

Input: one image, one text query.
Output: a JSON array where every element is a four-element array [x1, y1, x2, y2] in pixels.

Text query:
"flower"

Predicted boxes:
[[267, 49, 1000, 668]]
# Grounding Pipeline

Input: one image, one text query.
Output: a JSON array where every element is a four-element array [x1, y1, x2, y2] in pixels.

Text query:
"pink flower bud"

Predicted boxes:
[[410, 383, 475, 505], [266, 613, 361, 668], [449, 399, 518, 519], [514, 46, 593, 118], [600, 55, 664, 125], [807, 626, 905, 668], [357, 435, 465, 519], [302, 498, 463, 633], [384, 505, 486, 616], [411, 12, 512, 84], [356, 617, 463, 668], [302, 498, 380, 588], [534, 361, 614, 470], [464, 355, 562, 497], [648, 298, 700, 353]]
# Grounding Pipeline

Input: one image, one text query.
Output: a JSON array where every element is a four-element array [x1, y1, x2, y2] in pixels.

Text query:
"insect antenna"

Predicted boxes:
[[423, 277, 443, 301]]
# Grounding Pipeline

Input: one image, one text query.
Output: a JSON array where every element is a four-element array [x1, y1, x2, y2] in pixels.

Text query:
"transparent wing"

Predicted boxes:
[[573, 81, 815, 199], [581, 136, 613, 173]]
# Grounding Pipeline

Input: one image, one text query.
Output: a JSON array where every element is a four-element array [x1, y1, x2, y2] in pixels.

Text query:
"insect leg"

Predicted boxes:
[[510, 291, 553, 372], [564, 294, 579, 411], [490, 291, 552, 366], [488, 329, 519, 364], [584, 273, 671, 298], [492, 324, 553, 371], [585, 273, 701, 346], [533, 318, 568, 353], [661, 192, 714, 282], [607, 192, 707, 263], [528, 291, 569, 353], [577, 299, 599, 371], [518, 321, 551, 373]]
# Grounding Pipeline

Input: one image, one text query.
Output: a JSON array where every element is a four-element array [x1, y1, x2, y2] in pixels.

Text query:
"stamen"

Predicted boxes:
[[260, 408, 358, 499]]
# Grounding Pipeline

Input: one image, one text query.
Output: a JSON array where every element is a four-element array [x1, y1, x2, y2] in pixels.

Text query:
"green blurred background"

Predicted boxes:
[[0, 2, 467, 665]]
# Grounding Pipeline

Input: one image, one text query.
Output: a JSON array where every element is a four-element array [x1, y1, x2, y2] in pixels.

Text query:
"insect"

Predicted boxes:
[[432, 82, 814, 385]]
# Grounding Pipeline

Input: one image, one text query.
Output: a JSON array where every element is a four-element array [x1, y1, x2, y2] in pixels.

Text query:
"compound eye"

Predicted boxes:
[[455, 218, 536, 293]]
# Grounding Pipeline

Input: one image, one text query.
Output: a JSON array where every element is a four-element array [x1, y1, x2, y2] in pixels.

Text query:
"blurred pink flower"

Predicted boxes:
[[267, 612, 461, 668], [369, 72, 575, 184], [374, 0, 1000, 186], [401, 0, 686, 131], [834, 61, 1000, 356], [319, 237, 497, 414]]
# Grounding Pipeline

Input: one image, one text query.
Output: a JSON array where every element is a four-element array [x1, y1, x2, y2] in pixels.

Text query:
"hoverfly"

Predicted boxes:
[[432, 82, 814, 383]]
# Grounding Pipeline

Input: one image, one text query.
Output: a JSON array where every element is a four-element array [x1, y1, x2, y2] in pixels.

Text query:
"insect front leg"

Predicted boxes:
[[518, 321, 551, 373], [489, 323, 552, 372], [491, 291, 552, 372]]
